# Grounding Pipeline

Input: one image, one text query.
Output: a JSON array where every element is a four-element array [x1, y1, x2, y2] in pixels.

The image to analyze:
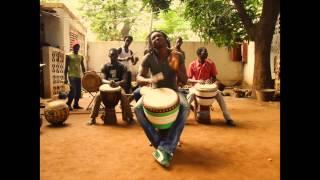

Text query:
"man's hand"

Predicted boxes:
[[168, 53, 179, 72], [149, 72, 164, 84], [109, 80, 118, 88], [127, 56, 134, 62], [132, 57, 139, 65], [199, 80, 205, 84], [205, 79, 213, 84]]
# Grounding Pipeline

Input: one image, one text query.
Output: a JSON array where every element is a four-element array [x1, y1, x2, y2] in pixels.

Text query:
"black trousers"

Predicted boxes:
[[125, 71, 132, 94], [66, 77, 81, 106]]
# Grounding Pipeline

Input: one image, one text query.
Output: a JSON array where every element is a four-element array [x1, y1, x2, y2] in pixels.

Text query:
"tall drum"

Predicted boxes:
[[99, 84, 121, 124], [82, 71, 102, 92], [194, 83, 218, 124], [142, 88, 180, 129], [194, 83, 218, 106], [44, 100, 69, 125]]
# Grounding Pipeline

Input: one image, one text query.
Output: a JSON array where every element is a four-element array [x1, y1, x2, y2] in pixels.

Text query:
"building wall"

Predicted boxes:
[[59, 8, 87, 56], [42, 12, 64, 50], [87, 41, 244, 86], [243, 41, 255, 86], [41, 4, 88, 68]]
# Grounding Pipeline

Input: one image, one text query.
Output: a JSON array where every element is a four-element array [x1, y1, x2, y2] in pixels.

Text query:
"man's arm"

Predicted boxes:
[[115, 66, 127, 87], [101, 65, 111, 84], [210, 76, 217, 83], [209, 61, 218, 83], [64, 55, 70, 83], [177, 64, 188, 85], [187, 79, 202, 83], [81, 56, 86, 74], [186, 62, 199, 84], [136, 57, 154, 85], [175, 53, 188, 85]]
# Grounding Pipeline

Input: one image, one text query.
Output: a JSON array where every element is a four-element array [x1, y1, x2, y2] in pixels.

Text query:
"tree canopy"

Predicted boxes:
[[183, 0, 262, 47], [78, 0, 145, 40], [152, 3, 195, 41]]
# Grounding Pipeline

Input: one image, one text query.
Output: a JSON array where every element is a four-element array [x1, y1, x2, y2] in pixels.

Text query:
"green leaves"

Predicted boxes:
[[183, 0, 262, 47], [152, 4, 192, 40], [78, 0, 142, 41], [142, 0, 172, 13]]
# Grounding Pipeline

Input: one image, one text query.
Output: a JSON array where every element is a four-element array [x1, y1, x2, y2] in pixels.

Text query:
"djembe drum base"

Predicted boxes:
[[102, 108, 117, 125], [196, 105, 211, 124]]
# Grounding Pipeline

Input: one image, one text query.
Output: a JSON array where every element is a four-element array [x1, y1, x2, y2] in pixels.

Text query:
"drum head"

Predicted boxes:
[[143, 88, 178, 110], [99, 84, 121, 92], [45, 100, 68, 110], [194, 83, 218, 92], [140, 86, 152, 96], [82, 72, 102, 92]]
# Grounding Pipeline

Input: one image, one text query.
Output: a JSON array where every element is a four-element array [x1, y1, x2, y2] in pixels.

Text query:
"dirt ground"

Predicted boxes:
[[40, 93, 280, 180]]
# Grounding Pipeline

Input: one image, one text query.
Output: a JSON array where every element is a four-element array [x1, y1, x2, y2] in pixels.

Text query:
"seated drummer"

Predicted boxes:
[[133, 30, 190, 168], [187, 47, 235, 126], [87, 48, 135, 125]]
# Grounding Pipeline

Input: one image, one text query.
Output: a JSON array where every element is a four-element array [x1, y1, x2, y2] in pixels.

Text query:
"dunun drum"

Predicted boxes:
[[99, 84, 121, 124], [142, 88, 180, 129], [44, 100, 69, 125], [82, 71, 102, 92], [194, 83, 218, 124]]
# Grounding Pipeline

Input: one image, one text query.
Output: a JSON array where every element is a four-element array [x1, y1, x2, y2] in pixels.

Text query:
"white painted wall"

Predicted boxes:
[[243, 41, 255, 86], [87, 41, 244, 86]]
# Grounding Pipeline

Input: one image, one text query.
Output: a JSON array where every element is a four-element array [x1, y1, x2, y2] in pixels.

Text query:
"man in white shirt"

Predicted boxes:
[[117, 35, 139, 93]]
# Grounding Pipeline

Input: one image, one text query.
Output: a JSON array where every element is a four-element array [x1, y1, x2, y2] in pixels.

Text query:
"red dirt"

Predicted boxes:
[[40, 95, 280, 180]]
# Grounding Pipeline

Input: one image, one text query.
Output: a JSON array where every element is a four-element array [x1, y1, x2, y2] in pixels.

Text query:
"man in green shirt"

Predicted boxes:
[[64, 41, 86, 111]]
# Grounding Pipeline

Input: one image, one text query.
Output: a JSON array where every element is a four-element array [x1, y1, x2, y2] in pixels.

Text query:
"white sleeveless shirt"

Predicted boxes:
[[118, 46, 133, 72]]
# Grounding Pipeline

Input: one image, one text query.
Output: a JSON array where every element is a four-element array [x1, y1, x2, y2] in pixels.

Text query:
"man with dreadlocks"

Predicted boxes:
[[133, 30, 190, 168]]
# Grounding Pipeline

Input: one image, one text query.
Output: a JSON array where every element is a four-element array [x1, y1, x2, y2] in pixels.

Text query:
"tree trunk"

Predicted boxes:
[[252, 34, 274, 95], [121, 22, 131, 37], [251, 0, 279, 97]]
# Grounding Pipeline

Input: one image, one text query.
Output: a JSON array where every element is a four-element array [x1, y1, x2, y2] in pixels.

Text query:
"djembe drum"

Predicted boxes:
[[142, 88, 180, 129], [44, 100, 69, 126], [194, 83, 218, 124], [82, 71, 102, 92], [140, 86, 152, 96], [99, 84, 121, 124]]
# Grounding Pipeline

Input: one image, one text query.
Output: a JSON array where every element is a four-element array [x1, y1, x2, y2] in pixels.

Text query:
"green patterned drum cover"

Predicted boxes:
[[142, 88, 179, 129]]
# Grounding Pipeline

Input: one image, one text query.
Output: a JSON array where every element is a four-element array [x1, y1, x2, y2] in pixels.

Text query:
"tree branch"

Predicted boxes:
[[232, 0, 255, 37]]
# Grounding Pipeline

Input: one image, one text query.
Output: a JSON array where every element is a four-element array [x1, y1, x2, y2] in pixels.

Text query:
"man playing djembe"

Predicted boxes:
[[87, 48, 134, 125], [134, 30, 190, 168], [187, 47, 235, 126]]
